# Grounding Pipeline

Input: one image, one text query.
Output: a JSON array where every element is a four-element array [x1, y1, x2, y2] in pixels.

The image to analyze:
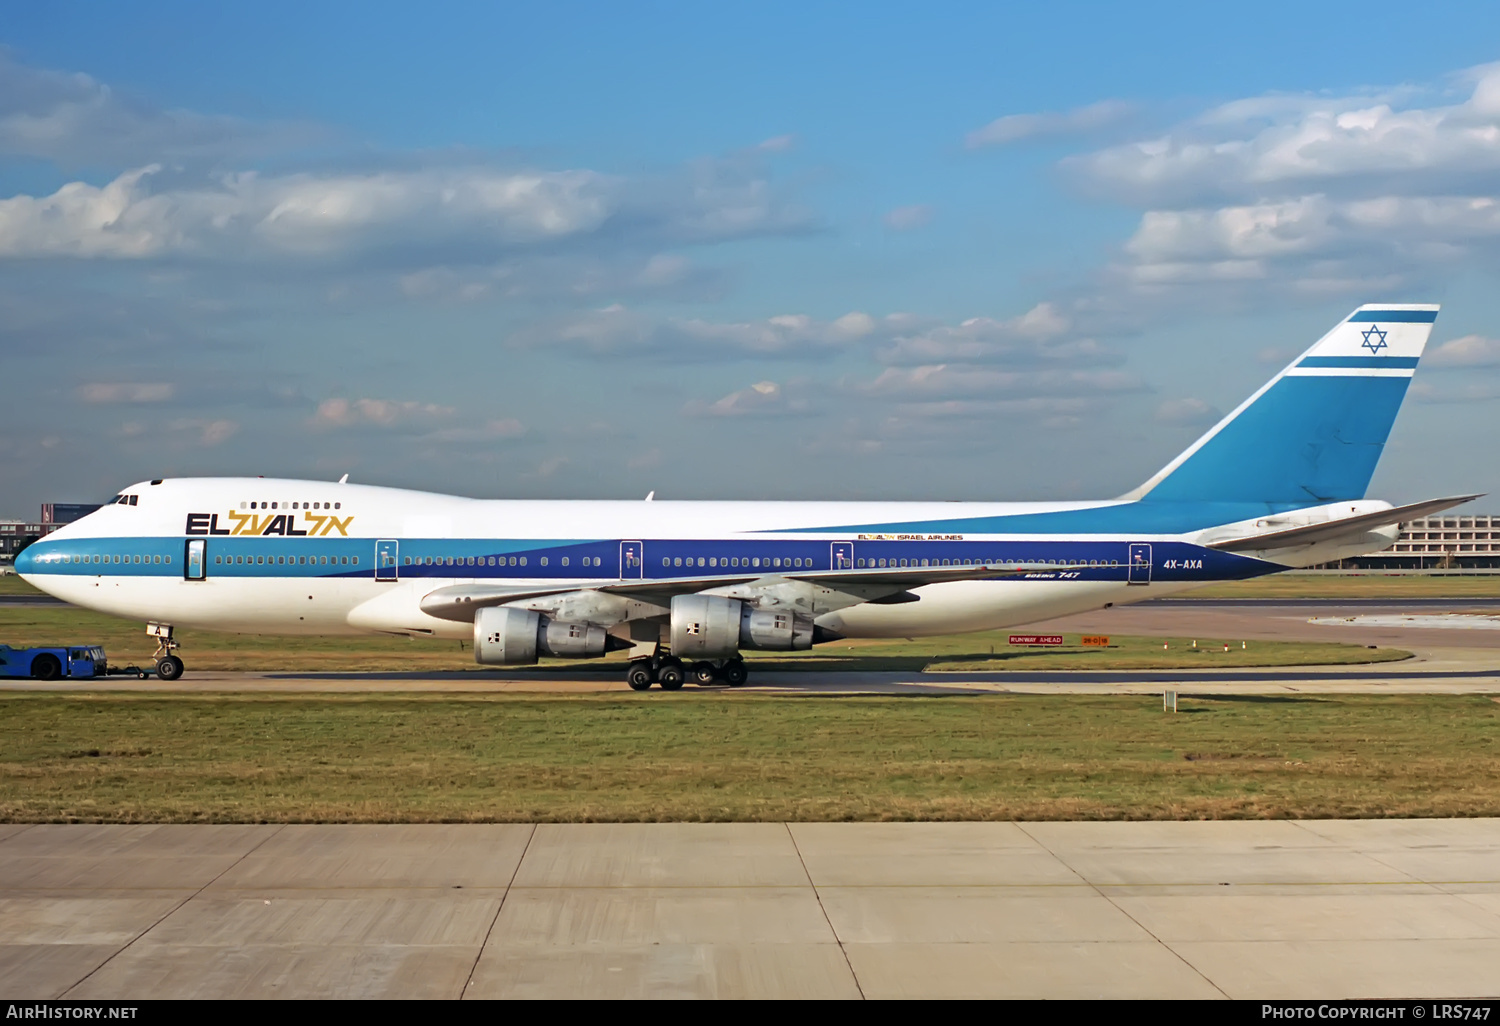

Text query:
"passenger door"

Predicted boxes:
[[375, 539, 399, 582], [830, 541, 853, 570], [620, 540, 644, 579], [184, 539, 206, 581], [1128, 543, 1152, 585]]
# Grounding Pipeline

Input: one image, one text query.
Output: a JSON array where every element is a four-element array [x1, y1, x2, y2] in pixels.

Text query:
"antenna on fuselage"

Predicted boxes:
[[338, 473, 349, 484], [644, 491, 655, 501]]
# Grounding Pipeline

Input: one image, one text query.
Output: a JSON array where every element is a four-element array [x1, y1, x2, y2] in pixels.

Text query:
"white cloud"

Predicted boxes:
[[848, 364, 1143, 402], [0, 164, 611, 260], [77, 381, 174, 403], [513, 305, 896, 357], [1154, 397, 1221, 426], [966, 100, 1132, 149], [0, 53, 319, 166], [312, 397, 454, 429], [879, 397, 1095, 428], [1118, 193, 1500, 287], [165, 418, 238, 446], [396, 252, 713, 304], [1426, 334, 1500, 368], [1410, 381, 1500, 403], [1074, 65, 1500, 206], [0, 156, 812, 263], [883, 204, 933, 231], [1061, 62, 1500, 297], [683, 380, 811, 418], [875, 303, 1101, 366], [415, 419, 526, 445]]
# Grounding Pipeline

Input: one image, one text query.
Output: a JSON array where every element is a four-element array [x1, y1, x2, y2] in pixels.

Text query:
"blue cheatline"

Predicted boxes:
[[1297, 356, 1420, 369], [1346, 309, 1438, 323]]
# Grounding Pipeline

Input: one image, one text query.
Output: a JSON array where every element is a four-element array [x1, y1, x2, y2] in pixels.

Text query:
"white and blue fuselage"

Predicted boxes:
[[18, 484, 1384, 641], [16, 304, 1468, 673]]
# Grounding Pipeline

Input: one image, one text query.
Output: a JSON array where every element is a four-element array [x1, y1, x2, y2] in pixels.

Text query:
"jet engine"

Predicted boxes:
[[473, 606, 627, 665], [670, 594, 814, 659]]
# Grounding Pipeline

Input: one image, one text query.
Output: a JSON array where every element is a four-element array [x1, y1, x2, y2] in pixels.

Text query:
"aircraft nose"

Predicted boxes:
[[14, 544, 38, 577]]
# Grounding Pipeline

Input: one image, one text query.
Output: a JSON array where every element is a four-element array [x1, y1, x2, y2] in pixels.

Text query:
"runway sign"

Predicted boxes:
[[1081, 635, 1110, 647], [1009, 635, 1063, 646]]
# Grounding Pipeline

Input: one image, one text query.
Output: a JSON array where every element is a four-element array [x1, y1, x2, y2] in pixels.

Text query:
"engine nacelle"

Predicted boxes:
[[473, 606, 614, 665], [670, 594, 815, 659]]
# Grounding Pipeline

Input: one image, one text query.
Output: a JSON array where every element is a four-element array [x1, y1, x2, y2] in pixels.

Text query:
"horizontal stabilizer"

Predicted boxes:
[[1208, 494, 1482, 552]]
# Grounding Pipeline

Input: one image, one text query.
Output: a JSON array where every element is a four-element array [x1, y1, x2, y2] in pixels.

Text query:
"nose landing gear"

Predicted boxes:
[[147, 622, 185, 681]]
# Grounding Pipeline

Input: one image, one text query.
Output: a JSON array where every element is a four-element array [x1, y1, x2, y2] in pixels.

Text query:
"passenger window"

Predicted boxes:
[[520, 556, 527, 566], [561, 557, 570, 566], [541, 557, 549, 566]]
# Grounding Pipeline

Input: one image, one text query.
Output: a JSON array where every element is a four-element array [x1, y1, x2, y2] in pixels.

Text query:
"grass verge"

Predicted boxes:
[[0, 604, 1408, 672], [1, 693, 1495, 822]]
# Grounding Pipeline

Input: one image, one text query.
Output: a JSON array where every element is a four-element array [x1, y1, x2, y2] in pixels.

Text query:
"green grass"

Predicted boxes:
[[765, 634, 1408, 672], [1, 693, 1496, 822], [0, 575, 42, 596], [0, 604, 1408, 672]]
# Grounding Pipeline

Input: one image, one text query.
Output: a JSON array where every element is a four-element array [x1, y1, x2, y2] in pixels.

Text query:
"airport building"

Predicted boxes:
[[0, 503, 103, 565], [1315, 513, 1500, 571]]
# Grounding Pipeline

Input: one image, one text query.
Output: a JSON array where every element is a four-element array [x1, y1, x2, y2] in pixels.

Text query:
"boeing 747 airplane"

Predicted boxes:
[[18, 304, 1477, 688]]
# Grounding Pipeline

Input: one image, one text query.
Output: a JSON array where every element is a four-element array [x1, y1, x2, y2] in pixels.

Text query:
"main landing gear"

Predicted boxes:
[[147, 622, 185, 681], [626, 651, 748, 690]]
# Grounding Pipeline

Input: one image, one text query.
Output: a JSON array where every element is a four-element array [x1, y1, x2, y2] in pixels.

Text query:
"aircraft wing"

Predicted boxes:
[[419, 561, 1068, 622], [1206, 494, 1482, 552]]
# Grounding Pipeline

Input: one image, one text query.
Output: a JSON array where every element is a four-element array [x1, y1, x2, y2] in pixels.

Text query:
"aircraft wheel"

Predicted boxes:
[[156, 655, 185, 681], [30, 654, 61, 681], [626, 662, 654, 691], [722, 661, 748, 687], [657, 663, 685, 691], [690, 661, 718, 686]]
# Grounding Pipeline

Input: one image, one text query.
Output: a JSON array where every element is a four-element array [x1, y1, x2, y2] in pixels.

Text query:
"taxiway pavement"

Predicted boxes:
[[3, 820, 1498, 999]]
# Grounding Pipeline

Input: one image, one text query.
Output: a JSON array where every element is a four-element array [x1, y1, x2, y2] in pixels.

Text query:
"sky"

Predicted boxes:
[[3, 1, 1499, 518]]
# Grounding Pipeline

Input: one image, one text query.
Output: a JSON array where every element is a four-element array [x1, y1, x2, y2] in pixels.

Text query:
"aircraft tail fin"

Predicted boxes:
[[1124, 304, 1439, 505]]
